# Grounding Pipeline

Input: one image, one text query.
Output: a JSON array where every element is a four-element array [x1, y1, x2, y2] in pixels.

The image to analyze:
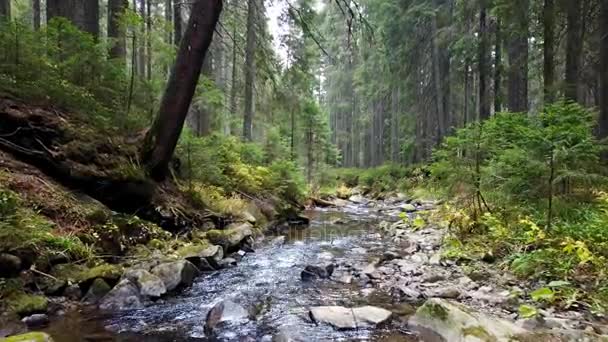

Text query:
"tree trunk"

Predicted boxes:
[[431, 14, 445, 142], [478, 0, 491, 121], [174, 0, 182, 45], [543, 0, 556, 104], [165, 0, 172, 45], [142, 0, 223, 180], [83, 0, 100, 39], [391, 86, 399, 162], [146, 0, 152, 80], [493, 18, 502, 113], [47, 0, 98, 38], [565, 0, 582, 102], [108, 0, 128, 65], [599, 0, 608, 150], [138, 0, 146, 78], [242, 0, 257, 141], [506, 0, 529, 112], [32, 0, 40, 29], [0, 0, 9, 19]]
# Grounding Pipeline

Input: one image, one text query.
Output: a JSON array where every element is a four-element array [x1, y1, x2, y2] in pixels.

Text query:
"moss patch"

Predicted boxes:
[[419, 302, 449, 321], [3, 332, 53, 342], [51, 263, 122, 284], [462, 326, 495, 341], [7, 293, 48, 316]]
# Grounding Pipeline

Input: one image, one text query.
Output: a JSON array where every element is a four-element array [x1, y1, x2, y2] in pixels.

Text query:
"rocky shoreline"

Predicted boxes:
[[3, 192, 608, 341]]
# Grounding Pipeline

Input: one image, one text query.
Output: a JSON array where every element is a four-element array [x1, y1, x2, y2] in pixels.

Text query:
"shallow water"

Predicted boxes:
[[44, 203, 422, 341]]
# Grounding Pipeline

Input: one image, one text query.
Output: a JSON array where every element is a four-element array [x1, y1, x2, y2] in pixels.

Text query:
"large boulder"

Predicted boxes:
[[82, 278, 112, 304], [409, 298, 526, 341], [99, 279, 143, 311], [309, 306, 392, 330], [2, 332, 54, 342], [0, 253, 22, 278], [177, 244, 224, 271], [151, 260, 199, 292], [205, 300, 250, 333], [123, 268, 167, 298], [348, 195, 368, 204], [301, 265, 334, 281], [206, 223, 254, 251]]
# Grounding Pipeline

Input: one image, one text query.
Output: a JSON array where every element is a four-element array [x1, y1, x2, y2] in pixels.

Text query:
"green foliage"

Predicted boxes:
[[176, 131, 306, 202], [432, 102, 608, 310], [0, 189, 92, 261]]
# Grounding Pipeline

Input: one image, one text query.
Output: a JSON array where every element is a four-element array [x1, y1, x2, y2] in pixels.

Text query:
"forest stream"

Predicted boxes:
[[40, 199, 445, 342]]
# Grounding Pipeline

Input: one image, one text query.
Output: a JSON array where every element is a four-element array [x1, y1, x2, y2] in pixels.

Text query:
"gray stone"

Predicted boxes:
[[0, 253, 22, 277], [427, 287, 460, 299], [124, 268, 167, 298], [423, 273, 446, 284], [348, 195, 367, 204], [21, 314, 49, 327], [409, 298, 527, 342], [205, 300, 250, 333], [99, 279, 143, 311], [151, 260, 199, 291], [218, 258, 238, 268], [63, 284, 82, 301], [399, 204, 417, 213], [309, 306, 392, 330], [83, 278, 112, 304]]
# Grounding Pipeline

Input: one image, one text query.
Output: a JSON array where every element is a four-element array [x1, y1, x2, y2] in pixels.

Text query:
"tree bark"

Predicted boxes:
[[242, 0, 257, 141], [146, 0, 152, 80], [142, 0, 223, 180], [83, 0, 100, 39], [138, 0, 146, 77], [493, 18, 502, 113], [47, 0, 98, 38], [0, 0, 9, 20], [506, 0, 529, 112], [174, 0, 182, 45], [599, 0, 608, 150], [543, 0, 556, 104], [565, 0, 582, 102], [478, 0, 491, 121], [165, 0, 172, 45], [108, 0, 128, 65], [33, 0, 40, 29]]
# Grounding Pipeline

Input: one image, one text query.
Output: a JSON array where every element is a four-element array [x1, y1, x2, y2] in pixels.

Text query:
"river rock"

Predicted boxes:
[[309, 306, 392, 330], [426, 287, 461, 299], [409, 298, 527, 341], [348, 195, 367, 204], [205, 300, 250, 333], [301, 265, 334, 281], [207, 223, 254, 250], [99, 279, 143, 311], [0, 253, 22, 277], [124, 268, 167, 298], [83, 278, 112, 304], [21, 314, 49, 328], [218, 257, 238, 268], [0, 314, 27, 338], [399, 203, 417, 213], [151, 260, 199, 291], [2, 332, 54, 342]]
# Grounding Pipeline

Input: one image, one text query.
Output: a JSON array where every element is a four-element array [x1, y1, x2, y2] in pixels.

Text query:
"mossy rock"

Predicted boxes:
[[175, 241, 213, 259], [3, 332, 53, 342], [205, 223, 253, 249], [7, 293, 48, 316], [51, 263, 122, 284]]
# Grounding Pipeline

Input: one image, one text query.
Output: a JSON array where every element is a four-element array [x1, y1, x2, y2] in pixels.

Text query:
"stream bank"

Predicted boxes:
[[6, 194, 608, 341]]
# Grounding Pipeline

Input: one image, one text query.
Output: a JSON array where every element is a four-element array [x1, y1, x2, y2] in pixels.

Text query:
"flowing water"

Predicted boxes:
[[43, 203, 423, 341]]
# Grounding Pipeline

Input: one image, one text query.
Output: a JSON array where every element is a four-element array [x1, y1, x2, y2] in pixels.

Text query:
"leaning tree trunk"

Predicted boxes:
[[242, 0, 257, 141], [142, 0, 223, 180], [108, 0, 128, 65], [565, 0, 582, 103], [599, 0, 608, 152], [0, 0, 9, 20]]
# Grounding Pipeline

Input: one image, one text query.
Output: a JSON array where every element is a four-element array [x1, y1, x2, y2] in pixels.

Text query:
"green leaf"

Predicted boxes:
[[547, 280, 571, 288], [518, 304, 538, 318], [531, 287, 554, 302]]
